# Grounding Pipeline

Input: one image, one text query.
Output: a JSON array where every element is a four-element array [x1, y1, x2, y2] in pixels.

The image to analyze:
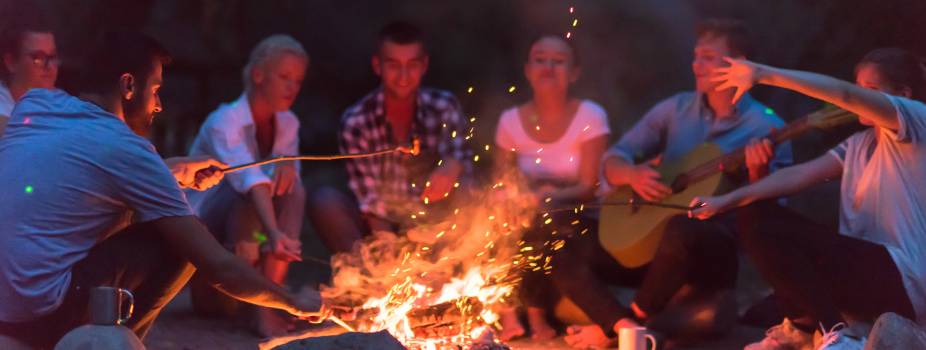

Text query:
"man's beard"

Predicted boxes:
[[123, 98, 153, 137]]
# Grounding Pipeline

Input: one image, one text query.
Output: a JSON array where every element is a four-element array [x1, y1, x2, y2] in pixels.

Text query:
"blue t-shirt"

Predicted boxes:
[[0, 89, 193, 322], [608, 92, 792, 172]]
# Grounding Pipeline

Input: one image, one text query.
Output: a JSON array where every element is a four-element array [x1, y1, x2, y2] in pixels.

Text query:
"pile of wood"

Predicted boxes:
[[272, 297, 512, 350], [407, 297, 482, 338], [272, 330, 405, 350], [340, 296, 485, 338]]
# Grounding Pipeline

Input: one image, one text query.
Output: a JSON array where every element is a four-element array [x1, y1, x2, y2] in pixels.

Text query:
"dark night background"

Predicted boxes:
[[11, 0, 926, 156], [3, 1, 926, 348], [12, 0, 922, 222], [6, 0, 926, 272], [3, 0, 925, 270]]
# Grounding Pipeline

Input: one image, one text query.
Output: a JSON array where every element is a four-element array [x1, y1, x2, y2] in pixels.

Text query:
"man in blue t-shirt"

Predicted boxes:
[[0, 32, 325, 349]]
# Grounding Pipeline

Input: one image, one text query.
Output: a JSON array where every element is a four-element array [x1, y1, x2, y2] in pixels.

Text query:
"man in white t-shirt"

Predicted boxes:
[[0, 8, 59, 137], [0, 31, 325, 349]]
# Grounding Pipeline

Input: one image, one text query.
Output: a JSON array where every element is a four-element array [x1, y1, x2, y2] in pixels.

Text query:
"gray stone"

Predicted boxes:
[[865, 312, 926, 350], [273, 330, 406, 350], [54, 324, 146, 350]]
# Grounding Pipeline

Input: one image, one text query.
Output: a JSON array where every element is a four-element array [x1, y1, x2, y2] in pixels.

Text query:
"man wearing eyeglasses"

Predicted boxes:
[[0, 13, 59, 137]]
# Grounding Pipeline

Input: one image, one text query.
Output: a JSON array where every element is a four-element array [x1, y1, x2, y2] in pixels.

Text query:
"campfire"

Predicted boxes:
[[274, 172, 550, 349]]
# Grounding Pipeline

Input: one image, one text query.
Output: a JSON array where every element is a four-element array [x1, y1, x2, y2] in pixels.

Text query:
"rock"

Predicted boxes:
[[54, 324, 146, 350], [273, 330, 406, 350], [865, 312, 926, 350]]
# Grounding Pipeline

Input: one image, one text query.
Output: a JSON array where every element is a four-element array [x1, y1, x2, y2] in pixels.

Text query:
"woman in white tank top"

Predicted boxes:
[[493, 34, 610, 341]]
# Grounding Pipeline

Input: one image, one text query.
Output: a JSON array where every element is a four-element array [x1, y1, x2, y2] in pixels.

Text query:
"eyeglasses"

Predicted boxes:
[[24, 51, 61, 69]]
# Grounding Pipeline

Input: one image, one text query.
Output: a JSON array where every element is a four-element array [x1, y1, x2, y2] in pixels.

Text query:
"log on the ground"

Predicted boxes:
[[408, 297, 483, 338], [865, 312, 926, 350], [272, 330, 406, 350], [341, 297, 485, 338], [408, 297, 483, 329]]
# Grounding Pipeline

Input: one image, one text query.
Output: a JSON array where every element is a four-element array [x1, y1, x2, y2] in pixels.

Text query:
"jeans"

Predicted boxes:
[[734, 201, 915, 329], [550, 212, 738, 337]]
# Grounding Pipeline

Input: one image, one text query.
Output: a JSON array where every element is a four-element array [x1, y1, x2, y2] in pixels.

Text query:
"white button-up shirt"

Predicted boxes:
[[0, 81, 15, 138], [186, 93, 300, 212], [0, 81, 14, 117]]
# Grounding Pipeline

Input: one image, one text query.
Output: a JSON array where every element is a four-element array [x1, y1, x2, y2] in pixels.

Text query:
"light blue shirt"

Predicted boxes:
[[828, 94, 926, 325], [608, 92, 792, 173], [0, 89, 193, 322]]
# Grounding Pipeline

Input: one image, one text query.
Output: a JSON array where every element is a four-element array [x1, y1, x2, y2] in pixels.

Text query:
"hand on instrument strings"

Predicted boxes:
[[421, 158, 462, 203], [272, 162, 298, 196], [745, 137, 774, 175], [264, 229, 302, 262], [688, 195, 735, 220], [170, 155, 227, 191], [628, 164, 672, 202], [711, 57, 761, 104]]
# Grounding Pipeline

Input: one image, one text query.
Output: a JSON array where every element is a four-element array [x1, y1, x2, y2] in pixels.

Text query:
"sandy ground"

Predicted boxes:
[[144, 287, 765, 350]]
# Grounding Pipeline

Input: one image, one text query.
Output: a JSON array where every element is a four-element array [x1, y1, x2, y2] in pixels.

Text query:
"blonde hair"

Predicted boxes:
[[242, 34, 308, 91]]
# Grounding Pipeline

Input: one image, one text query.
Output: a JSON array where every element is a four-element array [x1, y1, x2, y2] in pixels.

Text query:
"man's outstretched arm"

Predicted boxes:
[[151, 215, 322, 318]]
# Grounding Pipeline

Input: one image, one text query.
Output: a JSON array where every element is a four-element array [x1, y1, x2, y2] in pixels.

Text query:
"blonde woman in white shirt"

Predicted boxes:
[[494, 34, 610, 341], [187, 34, 308, 337]]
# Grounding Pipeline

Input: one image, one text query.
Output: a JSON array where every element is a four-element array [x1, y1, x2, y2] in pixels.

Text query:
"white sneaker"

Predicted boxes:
[[745, 318, 815, 350], [815, 323, 866, 350]]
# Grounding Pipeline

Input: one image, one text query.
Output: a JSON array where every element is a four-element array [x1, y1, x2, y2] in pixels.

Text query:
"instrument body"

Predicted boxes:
[[600, 144, 725, 268], [599, 107, 857, 267]]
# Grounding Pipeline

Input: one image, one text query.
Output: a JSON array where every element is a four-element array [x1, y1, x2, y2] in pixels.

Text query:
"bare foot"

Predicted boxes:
[[564, 324, 615, 349], [526, 307, 557, 340], [498, 309, 526, 341], [256, 307, 295, 338]]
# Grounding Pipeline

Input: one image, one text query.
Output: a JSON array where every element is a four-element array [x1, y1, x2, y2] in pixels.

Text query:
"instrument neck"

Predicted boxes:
[[673, 115, 812, 190]]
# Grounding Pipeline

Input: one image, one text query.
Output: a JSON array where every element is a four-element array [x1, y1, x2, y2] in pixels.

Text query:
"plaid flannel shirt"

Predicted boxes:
[[340, 87, 473, 223]]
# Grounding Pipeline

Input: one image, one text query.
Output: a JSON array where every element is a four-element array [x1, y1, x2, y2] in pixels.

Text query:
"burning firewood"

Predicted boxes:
[[408, 297, 484, 340], [408, 297, 482, 329], [329, 297, 488, 341], [315, 172, 539, 348]]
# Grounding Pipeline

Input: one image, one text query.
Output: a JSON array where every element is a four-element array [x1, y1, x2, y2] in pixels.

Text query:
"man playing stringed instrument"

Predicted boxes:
[[558, 19, 793, 348]]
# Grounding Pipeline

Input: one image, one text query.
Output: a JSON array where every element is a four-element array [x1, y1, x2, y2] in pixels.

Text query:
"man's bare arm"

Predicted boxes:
[[152, 216, 320, 317]]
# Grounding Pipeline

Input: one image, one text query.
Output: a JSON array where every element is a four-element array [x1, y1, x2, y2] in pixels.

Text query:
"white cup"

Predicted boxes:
[[619, 326, 656, 350]]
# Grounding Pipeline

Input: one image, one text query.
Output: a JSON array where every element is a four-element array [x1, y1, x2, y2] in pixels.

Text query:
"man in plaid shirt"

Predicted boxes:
[[310, 21, 472, 253]]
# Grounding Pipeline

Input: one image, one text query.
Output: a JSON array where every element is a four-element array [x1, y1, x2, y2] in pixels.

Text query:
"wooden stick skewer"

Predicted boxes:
[[328, 315, 356, 332], [547, 200, 697, 213], [221, 139, 420, 174]]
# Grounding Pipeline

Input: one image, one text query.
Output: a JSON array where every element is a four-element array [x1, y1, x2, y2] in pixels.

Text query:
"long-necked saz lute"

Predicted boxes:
[[598, 106, 857, 268]]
